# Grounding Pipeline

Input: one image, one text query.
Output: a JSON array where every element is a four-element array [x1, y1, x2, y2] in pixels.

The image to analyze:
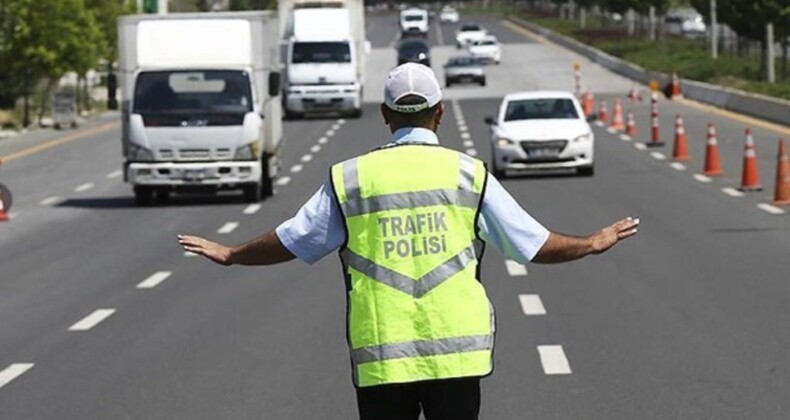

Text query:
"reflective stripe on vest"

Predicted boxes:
[[331, 144, 494, 387]]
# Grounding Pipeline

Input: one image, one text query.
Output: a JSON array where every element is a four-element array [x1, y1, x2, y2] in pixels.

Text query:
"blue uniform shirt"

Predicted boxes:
[[275, 127, 550, 265]]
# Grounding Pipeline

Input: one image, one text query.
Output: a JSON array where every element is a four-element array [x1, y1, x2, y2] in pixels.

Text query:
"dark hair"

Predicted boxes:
[[387, 95, 441, 127]]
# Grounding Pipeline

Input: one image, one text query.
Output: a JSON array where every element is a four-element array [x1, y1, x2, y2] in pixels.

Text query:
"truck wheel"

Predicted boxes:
[[350, 108, 363, 118], [284, 110, 302, 120], [260, 153, 274, 198], [134, 187, 153, 206], [154, 189, 170, 204], [243, 184, 262, 203]]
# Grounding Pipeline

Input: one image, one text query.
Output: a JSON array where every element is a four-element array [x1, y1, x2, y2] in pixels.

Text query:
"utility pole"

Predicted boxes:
[[766, 22, 775, 83], [710, 0, 718, 59]]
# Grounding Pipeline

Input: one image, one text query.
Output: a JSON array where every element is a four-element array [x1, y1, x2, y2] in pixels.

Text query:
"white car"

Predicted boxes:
[[400, 8, 429, 37], [485, 91, 595, 177], [439, 7, 459, 23], [467, 36, 501, 64], [455, 23, 487, 48]]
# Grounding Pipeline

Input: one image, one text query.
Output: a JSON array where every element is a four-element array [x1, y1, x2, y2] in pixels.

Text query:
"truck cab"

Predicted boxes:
[[400, 8, 429, 37]]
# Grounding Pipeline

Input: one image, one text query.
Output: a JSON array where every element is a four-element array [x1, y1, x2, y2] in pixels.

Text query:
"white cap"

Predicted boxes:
[[383, 63, 442, 113]]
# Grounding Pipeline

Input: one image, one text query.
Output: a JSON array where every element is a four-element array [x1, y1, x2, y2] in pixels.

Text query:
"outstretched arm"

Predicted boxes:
[[532, 217, 639, 264], [178, 230, 296, 266]]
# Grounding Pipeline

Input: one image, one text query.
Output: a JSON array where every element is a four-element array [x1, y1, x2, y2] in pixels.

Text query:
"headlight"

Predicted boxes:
[[127, 143, 154, 162], [496, 138, 514, 146], [234, 143, 259, 160], [574, 133, 592, 142]]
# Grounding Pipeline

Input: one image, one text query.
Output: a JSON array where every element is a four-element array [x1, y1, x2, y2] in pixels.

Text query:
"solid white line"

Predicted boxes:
[[326, 129, 336, 137], [184, 251, 197, 257], [74, 182, 94, 192], [460, 132, 471, 140], [318, 137, 328, 145], [757, 203, 786, 215], [68, 309, 115, 331], [504, 260, 528, 276], [721, 187, 744, 198], [39, 196, 61, 206], [217, 222, 239, 234], [463, 140, 474, 148], [650, 152, 666, 160], [291, 164, 303, 173], [106, 170, 123, 179], [465, 149, 478, 157], [693, 174, 712, 183], [537, 345, 572, 375], [275, 176, 292, 186], [243, 203, 262, 215], [519, 294, 546, 315], [0, 363, 34, 390], [619, 134, 631, 141], [137, 271, 172, 289], [301, 154, 313, 163], [634, 143, 647, 150], [310, 145, 321, 153], [670, 162, 687, 171]]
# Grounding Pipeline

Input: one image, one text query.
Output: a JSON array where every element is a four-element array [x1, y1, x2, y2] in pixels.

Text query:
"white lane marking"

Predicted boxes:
[[310, 145, 321, 153], [7, 212, 18, 219], [0, 363, 34, 390], [757, 203, 786, 215], [326, 129, 336, 137], [650, 152, 666, 160], [504, 260, 528, 276], [463, 140, 474, 148], [606, 127, 616, 133], [291, 164, 303, 173], [137, 271, 172, 289], [519, 294, 546, 315], [670, 162, 687, 171], [106, 170, 123, 179], [318, 137, 328, 144], [634, 143, 647, 150], [458, 124, 468, 132], [693, 174, 712, 183], [460, 132, 471, 140], [184, 251, 197, 257], [74, 182, 94, 192], [465, 149, 478, 157], [537, 345, 572, 375], [68, 309, 116, 331], [337, 118, 346, 125], [39, 196, 61, 206], [435, 15, 445, 45], [594, 120, 604, 127], [243, 203, 262, 215], [387, 31, 400, 48], [217, 222, 239, 234], [619, 134, 631, 141], [301, 154, 313, 163], [331, 123, 341, 131], [275, 176, 292, 186], [721, 187, 744, 198]]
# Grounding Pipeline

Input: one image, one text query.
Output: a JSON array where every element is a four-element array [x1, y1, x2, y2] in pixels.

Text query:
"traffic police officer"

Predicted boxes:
[[179, 63, 639, 420]]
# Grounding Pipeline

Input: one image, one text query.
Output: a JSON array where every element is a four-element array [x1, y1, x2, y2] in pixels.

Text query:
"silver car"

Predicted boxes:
[[443, 56, 486, 87]]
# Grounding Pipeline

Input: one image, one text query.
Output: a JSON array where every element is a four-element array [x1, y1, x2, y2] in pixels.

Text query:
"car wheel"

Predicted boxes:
[[480, 79, 486, 87], [578, 165, 595, 177], [243, 184, 262, 203], [446, 81, 452, 88], [134, 186, 153, 207]]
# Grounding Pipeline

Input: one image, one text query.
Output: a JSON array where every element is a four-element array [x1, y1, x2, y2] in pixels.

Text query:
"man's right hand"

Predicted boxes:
[[178, 234, 233, 266]]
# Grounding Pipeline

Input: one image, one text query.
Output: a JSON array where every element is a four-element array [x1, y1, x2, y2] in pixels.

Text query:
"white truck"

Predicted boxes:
[[278, 0, 367, 118], [399, 8, 429, 37], [118, 12, 283, 205]]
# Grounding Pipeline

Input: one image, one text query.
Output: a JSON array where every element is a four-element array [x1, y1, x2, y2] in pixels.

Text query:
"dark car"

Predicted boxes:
[[397, 39, 431, 67]]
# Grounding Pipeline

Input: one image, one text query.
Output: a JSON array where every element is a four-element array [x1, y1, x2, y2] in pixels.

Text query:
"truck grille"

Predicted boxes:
[[179, 149, 211, 160]]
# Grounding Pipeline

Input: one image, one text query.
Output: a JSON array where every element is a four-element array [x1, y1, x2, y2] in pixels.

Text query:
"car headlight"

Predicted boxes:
[[235, 143, 259, 160], [127, 143, 154, 162], [496, 138, 514, 146], [574, 133, 592, 142]]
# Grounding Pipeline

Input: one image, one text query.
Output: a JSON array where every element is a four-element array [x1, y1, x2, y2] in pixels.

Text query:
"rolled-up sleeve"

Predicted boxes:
[[275, 182, 346, 264], [477, 174, 550, 264]]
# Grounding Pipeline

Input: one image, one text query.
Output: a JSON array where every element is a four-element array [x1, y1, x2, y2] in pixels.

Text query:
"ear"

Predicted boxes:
[[434, 102, 445, 126], [380, 103, 391, 125]]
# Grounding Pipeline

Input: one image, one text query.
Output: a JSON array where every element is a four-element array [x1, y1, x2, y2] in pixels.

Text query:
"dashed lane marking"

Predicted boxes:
[[326, 129, 336, 137], [466, 149, 478, 156], [505, 260, 528, 276], [0, 363, 34, 390], [68, 309, 115, 331], [337, 118, 346, 125], [460, 132, 471, 140], [106, 170, 123, 179], [301, 154, 313, 163], [537, 345, 572, 375], [217, 222, 239, 234], [670, 162, 687, 171], [757, 203, 786, 215], [291, 164, 303, 173], [318, 137, 329, 145], [633, 143, 647, 150], [275, 176, 292, 186], [331, 123, 341, 131], [463, 140, 474, 148], [606, 127, 616, 133], [39, 196, 61, 206], [310, 145, 321, 153], [619, 134, 631, 141], [458, 124, 468, 132], [650, 152, 666, 160], [721, 187, 744, 198], [693, 174, 712, 183], [594, 120, 604, 127], [74, 182, 94, 192], [519, 294, 546, 315], [137, 271, 172, 289], [243, 204, 262, 215]]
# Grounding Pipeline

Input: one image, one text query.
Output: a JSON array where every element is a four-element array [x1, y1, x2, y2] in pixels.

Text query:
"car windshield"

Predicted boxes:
[[133, 70, 252, 115], [448, 57, 477, 67], [480, 40, 497, 46], [504, 98, 579, 121], [460, 24, 481, 32], [404, 15, 425, 21], [292, 42, 351, 64]]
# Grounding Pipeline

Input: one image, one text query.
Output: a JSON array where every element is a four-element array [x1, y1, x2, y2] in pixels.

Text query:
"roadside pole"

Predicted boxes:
[[766, 23, 775, 83], [710, 0, 718, 59]]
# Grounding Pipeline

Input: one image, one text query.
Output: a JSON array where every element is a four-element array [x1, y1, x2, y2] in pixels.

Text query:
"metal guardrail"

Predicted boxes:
[[507, 16, 790, 127]]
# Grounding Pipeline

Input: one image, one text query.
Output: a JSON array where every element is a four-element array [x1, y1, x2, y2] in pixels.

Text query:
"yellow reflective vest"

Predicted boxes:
[[330, 143, 495, 387]]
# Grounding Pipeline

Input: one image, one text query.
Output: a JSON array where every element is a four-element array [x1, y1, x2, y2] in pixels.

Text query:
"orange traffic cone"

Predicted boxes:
[[627, 85, 642, 102], [610, 98, 625, 130], [598, 100, 608, 123], [702, 123, 723, 176], [739, 128, 762, 191], [672, 114, 690, 161], [773, 139, 790, 205], [647, 92, 664, 147], [583, 90, 594, 118], [670, 72, 683, 99], [625, 111, 637, 137]]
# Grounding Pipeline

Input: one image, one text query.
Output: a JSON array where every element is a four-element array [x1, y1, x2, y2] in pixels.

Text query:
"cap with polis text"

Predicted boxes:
[[384, 63, 442, 113]]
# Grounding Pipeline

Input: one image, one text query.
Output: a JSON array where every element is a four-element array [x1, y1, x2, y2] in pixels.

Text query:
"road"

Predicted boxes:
[[0, 12, 789, 420]]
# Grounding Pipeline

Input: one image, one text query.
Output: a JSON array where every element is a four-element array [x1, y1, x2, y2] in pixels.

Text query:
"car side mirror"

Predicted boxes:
[[484, 116, 496, 125], [268, 72, 281, 97]]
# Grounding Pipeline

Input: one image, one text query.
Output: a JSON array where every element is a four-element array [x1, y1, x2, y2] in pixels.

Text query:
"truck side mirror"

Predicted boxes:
[[107, 73, 118, 110], [268, 72, 281, 97], [484, 116, 496, 125]]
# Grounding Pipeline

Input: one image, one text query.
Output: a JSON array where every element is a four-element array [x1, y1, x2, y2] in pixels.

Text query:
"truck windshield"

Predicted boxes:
[[292, 42, 351, 64], [404, 15, 425, 22], [133, 70, 252, 115]]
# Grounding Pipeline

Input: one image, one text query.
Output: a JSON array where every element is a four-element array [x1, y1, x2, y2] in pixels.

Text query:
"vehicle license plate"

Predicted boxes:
[[184, 169, 206, 181], [527, 148, 559, 159]]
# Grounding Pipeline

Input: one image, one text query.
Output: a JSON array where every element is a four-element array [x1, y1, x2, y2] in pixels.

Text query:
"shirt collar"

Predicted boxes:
[[389, 127, 439, 145]]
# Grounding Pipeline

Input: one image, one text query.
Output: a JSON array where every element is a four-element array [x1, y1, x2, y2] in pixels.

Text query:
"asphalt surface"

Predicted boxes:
[[0, 12, 789, 420]]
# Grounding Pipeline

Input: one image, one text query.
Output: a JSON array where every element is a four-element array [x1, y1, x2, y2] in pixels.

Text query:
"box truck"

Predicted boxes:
[[278, 0, 368, 118], [118, 11, 283, 205]]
